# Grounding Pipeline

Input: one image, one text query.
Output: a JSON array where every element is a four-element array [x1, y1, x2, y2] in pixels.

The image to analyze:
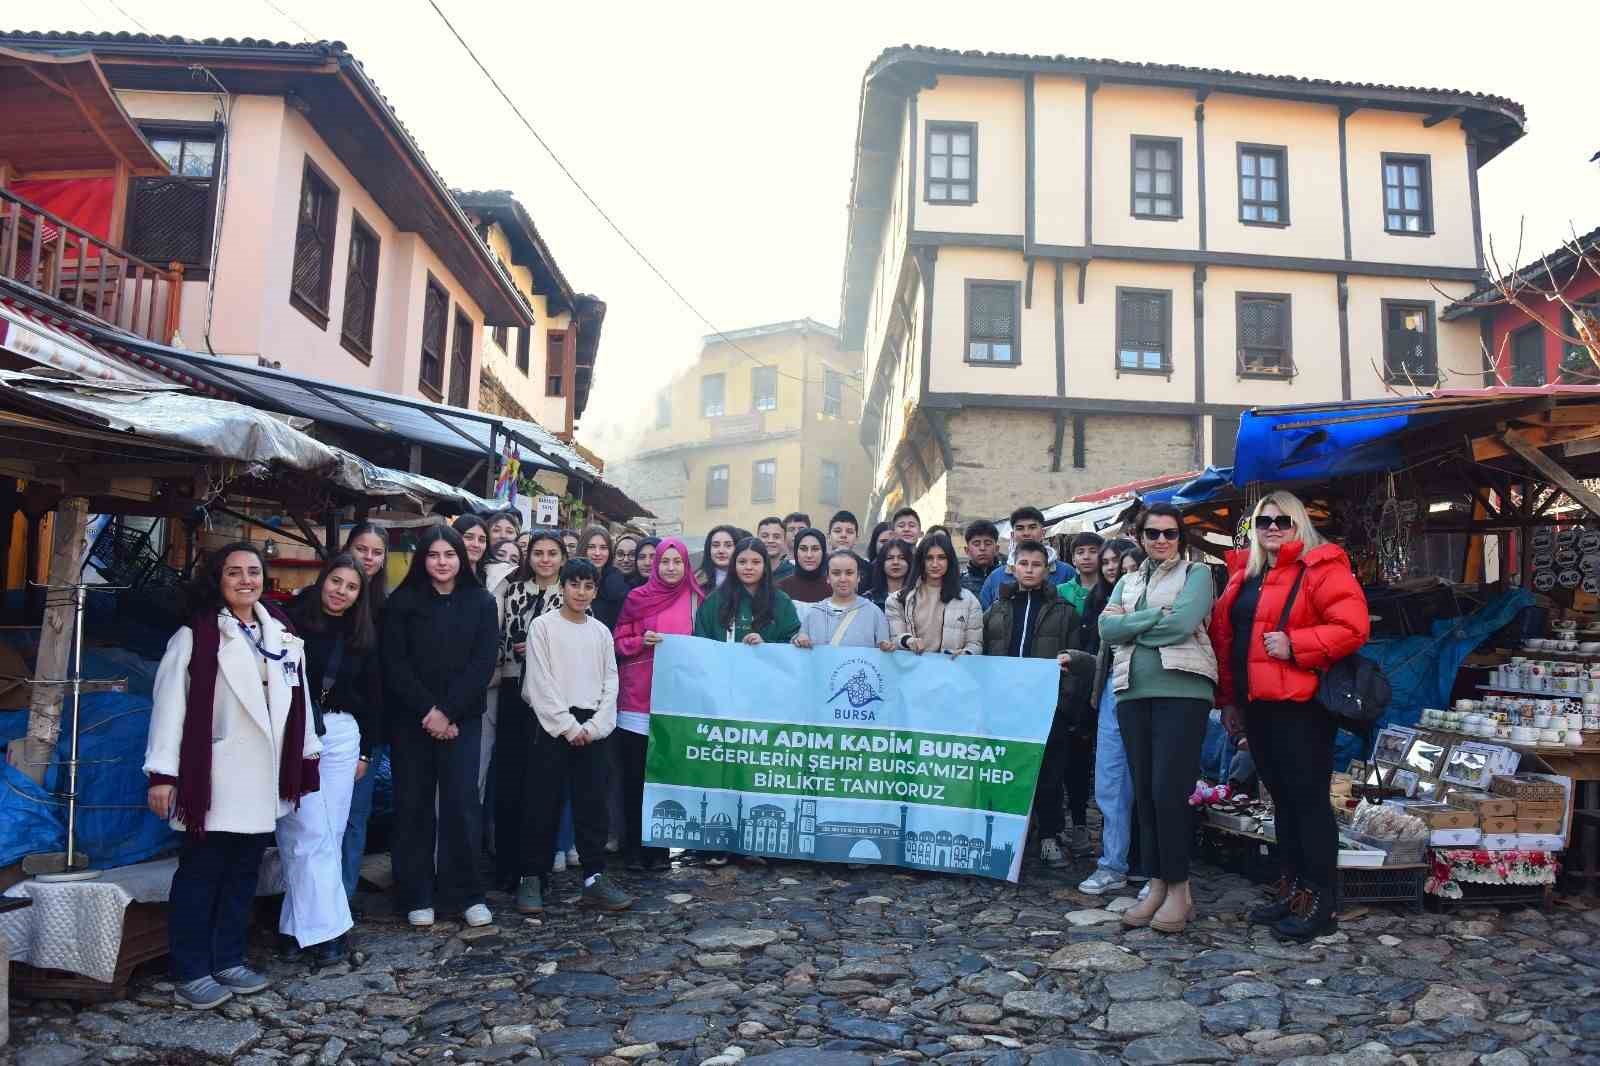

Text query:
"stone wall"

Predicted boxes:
[[935, 408, 1195, 528], [605, 454, 688, 538]]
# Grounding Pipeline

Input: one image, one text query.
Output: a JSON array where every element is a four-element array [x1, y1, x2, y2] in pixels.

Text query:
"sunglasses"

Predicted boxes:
[[1142, 527, 1181, 541], [1254, 515, 1295, 531]]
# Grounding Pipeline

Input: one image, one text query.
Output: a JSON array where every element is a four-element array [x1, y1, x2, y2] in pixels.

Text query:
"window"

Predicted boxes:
[[656, 391, 672, 429], [340, 213, 379, 360], [515, 328, 531, 374], [1116, 288, 1171, 374], [1382, 154, 1433, 234], [752, 366, 777, 411], [1212, 415, 1241, 468], [126, 126, 219, 275], [545, 330, 565, 397], [925, 122, 976, 204], [1561, 299, 1600, 383], [1131, 136, 1181, 219], [1238, 144, 1288, 225], [701, 374, 725, 417], [706, 465, 730, 508], [448, 308, 473, 408], [419, 277, 448, 398], [289, 159, 338, 326], [1382, 301, 1437, 385], [820, 460, 841, 506], [965, 281, 1020, 365], [1236, 293, 1293, 377], [492, 325, 509, 352], [752, 459, 776, 502], [1509, 325, 1545, 387], [822, 367, 844, 417]]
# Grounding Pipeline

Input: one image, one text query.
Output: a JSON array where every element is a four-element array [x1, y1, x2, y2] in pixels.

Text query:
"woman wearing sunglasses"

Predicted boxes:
[[1209, 491, 1369, 942], [1098, 503, 1216, 934]]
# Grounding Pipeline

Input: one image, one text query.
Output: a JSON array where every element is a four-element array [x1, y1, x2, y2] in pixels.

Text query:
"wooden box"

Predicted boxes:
[[1481, 817, 1520, 834], [1410, 805, 1477, 829], [1446, 792, 1517, 818], [1517, 817, 1564, 835]]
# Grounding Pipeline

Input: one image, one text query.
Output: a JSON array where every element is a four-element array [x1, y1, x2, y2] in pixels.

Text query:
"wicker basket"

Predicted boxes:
[[1489, 775, 1565, 801], [1339, 863, 1425, 911]]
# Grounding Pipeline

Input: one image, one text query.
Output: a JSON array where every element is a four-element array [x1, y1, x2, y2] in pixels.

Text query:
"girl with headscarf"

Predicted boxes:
[[777, 528, 830, 604], [612, 538, 704, 870]]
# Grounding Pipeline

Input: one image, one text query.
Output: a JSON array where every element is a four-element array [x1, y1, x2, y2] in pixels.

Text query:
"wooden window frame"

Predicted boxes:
[[418, 273, 448, 400], [819, 459, 841, 506], [545, 329, 566, 397], [1509, 323, 1546, 387], [964, 279, 1022, 367], [1237, 143, 1289, 227], [706, 464, 730, 509], [822, 367, 844, 417], [1235, 292, 1295, 379], [1381, 152, 1434, 236], [1381, 299, 1438, 386], [751, 365, 778, 412], [1114, 286, 1174, 378], [125, 120, 223, 281], [924, 120, 978, 205], [447, 306, 473, 408], [288, 156, 339, 329], [515, 327, 531, 375], [751, 458, 777, 503], [701, 373, 726, 418], [492, 324, 509, 352], [339, 210, 380, 363], [1130, 135, 1183, 221]]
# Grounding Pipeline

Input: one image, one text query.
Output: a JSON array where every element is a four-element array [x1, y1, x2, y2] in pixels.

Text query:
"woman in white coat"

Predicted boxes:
[[885, 532, 984, 656], [145, 542, 321, 1010]]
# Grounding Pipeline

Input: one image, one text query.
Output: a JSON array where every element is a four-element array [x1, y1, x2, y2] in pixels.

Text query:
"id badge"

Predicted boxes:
[[282, 659, 301, 687]]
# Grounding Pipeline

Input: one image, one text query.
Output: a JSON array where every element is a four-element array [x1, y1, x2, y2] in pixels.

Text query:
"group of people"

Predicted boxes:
[[142, 487, 1370, 1009]]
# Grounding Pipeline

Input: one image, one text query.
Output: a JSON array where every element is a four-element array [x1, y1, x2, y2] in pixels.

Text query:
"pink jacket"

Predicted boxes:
[[614, 594, 693, 713]]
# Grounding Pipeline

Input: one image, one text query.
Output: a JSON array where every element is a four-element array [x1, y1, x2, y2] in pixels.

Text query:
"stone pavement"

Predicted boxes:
[[3, 855, 1599, 1066]]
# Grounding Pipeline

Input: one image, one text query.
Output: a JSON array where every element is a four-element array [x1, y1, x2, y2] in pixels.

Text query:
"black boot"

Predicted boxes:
[[1247, 876, 1303, 925], [307, 935, 348, 968], [1274, 884, 1337, 941]]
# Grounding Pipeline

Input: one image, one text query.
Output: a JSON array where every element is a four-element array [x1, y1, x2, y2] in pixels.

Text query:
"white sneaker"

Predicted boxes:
[[1039, 838, 1066, 867], [407, 908, 434, 927], [1078, 868, 1128, 895], [552, 850, 567, 872], [463, 904, 492, 927], [566, 847, 580, 866], [1137, 882, 1153, 901]]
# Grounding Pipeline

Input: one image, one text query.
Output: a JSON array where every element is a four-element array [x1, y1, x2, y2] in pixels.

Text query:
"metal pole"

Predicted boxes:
[[64, 584, 85, 870]]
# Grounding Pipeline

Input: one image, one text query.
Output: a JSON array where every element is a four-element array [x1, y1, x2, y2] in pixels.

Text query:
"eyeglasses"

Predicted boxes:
[[1142, 527, 1181, 541], [1254, 515, 1295, 531]]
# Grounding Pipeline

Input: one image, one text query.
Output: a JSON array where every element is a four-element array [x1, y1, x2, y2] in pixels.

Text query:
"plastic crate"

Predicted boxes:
[[1338, 863, 1425, 911]]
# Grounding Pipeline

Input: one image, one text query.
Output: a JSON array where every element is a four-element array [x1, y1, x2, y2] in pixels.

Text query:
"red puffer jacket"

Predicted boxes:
[[1209, 540, 1371, 706]]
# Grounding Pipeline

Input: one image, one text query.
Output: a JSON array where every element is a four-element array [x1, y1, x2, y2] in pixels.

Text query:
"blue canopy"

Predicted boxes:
[[1231, 401, 1426, 486], [1143, 466, 1234, 507]]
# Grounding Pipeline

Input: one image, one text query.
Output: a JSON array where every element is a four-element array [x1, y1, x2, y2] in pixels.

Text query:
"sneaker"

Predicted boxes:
[[552, 850, 568, 873], [704, 852, 729, 867], [1039, 838, 1067, 867], [516, 876, 545, 914], [1078, 867, 1128, 895], [1066, 826, 1093, 856], [579, 874, 634, 912], [1137, 882, 1153, 901], [566, 847, 580, 866], [463, 903, 493, 927], [175, 976, 233, 1009], [212, 965, 271, 994], [407, 908, 435, 927]]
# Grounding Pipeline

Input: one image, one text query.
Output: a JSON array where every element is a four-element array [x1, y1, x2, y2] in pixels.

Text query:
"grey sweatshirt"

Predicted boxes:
[[795, 598, 890, 649]]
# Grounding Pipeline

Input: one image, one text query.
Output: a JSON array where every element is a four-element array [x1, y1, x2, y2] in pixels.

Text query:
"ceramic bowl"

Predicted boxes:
[[1512, 726, 1537, 743], [1540, 728, 1564, 744], [1567, 730, 1585, 747]]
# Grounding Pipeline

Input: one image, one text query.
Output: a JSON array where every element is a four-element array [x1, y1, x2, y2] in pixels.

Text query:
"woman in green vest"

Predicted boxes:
[[693, 537, 800, 645]]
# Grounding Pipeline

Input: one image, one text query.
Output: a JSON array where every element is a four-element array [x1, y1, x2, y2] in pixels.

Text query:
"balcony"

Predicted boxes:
[[1, 188, 183, 345]]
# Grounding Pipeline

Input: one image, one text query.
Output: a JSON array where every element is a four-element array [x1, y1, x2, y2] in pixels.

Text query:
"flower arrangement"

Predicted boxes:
[[1425, 848, 1560, 899]]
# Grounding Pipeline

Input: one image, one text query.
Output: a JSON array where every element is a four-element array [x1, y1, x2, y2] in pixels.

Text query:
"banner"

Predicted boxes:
[[642, 637, 1060, 881]]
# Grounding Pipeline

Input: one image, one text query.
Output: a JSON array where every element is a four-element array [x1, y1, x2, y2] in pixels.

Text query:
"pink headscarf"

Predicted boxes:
[[621, 537, 704, 621]]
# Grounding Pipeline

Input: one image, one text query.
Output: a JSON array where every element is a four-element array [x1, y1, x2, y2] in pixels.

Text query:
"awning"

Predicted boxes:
[[0, 297, 169, 385]]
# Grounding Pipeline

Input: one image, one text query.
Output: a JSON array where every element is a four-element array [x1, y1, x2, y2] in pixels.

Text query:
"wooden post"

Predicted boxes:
[[10, 497, 89, 785], [0, 479, 17, 609], [1503, 430, 1600, 519]]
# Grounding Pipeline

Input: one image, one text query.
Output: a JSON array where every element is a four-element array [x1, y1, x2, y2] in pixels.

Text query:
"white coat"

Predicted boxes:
[[145, 603, 321, 835]]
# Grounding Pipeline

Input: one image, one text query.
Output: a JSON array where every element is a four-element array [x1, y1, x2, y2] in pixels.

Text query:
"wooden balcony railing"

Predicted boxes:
[[0, 188, 184, 345]]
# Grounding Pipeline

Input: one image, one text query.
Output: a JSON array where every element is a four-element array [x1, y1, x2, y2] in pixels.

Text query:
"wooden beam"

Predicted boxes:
[[1473, 423, 1600, 461], [1501, 430, 1600, 519], [9, 496, 87, 785]]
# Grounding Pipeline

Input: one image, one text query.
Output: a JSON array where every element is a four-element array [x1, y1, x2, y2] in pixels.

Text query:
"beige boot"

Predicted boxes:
[[1121, 879, 1167, 927], [1151, 880, 1195, 933]]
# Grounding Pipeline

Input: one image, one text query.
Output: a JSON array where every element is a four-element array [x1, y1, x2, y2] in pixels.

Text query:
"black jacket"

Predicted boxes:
[[590, 566, 632, 631], [982, 582, 1096, 729], [381, 581, 499, 729], [961, 560, 1000, 598], [302, 625, 382, 757]]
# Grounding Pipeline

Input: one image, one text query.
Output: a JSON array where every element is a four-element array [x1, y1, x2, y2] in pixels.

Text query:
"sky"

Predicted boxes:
[[14, 1, 1598, 455]]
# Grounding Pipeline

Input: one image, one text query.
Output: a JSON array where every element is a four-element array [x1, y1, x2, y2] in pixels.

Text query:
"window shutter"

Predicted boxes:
[[1119, 294, 1162, 351], [1240, 298, 1282, 348], [128, 178, 210, 265], [971, 285, 1014, 341]]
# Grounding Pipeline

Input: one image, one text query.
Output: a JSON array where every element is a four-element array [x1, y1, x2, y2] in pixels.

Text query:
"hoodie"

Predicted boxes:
[[795, 598, 890, 649], [978, 542, 1074, 609]]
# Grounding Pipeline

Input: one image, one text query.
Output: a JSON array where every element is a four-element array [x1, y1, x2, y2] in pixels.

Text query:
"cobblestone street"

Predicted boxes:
[[5, 854, 1599, 1066]]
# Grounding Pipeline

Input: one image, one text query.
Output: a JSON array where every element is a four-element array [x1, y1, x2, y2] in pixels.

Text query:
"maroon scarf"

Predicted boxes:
[[161, 602, 319, 836]]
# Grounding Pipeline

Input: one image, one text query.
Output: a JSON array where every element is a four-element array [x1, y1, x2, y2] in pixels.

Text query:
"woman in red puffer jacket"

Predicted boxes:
[[1209, 490, 1369, 943]]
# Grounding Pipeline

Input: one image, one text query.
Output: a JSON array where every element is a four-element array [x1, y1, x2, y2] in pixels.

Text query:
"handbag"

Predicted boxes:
[[1276, 565, 1390, 734]]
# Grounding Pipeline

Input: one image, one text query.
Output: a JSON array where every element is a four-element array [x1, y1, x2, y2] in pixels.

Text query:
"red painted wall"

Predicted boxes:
[[1486, 260, 1600, 385]]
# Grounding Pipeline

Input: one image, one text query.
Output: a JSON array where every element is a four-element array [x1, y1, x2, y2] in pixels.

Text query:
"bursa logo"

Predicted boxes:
[[827, 659, 884, 721]]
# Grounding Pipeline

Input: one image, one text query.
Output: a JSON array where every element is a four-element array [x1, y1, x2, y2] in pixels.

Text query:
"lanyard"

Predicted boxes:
[[229, 611, 288, 662]]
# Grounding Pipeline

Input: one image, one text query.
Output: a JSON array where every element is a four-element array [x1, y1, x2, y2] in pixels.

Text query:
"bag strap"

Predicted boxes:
[[830, 606, 862, 647], [1276, 563, 1307, 633]]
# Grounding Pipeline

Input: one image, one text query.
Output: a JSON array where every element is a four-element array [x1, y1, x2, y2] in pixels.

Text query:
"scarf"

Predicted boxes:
[[623, 537, 705, 620], [174, 602, 317, 836], [781, 529, 831, 603]]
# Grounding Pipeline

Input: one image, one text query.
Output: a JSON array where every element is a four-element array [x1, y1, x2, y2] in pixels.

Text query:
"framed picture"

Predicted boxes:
[[1413, 778, 1442, 801], [1390, 768, 1420, 798], [1364, 765, 1390, 788], [1371, 726, 1416, 767], [1347, 760, 1367, 778], [1440, 742, 1495, 791], [1403, 738, 1448, 778]]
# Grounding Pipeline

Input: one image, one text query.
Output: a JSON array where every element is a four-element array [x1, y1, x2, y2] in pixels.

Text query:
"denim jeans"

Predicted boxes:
[[1092, 684, 1134, 876], [555, 791, 575, 853], [168, 830, 271, 981], [342, 744, 382, 898]]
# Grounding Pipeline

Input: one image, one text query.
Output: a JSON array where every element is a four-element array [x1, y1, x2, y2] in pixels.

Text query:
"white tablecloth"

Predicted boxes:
[[1, 851, 288, 983]]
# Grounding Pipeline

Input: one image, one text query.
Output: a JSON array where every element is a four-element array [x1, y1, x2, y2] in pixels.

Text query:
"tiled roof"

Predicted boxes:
[[1444, 225, 1600, 317], [0, 29, 337, 51]]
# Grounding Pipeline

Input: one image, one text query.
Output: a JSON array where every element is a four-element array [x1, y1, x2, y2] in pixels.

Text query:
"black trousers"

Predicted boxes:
[[1116, 696, 1210, 883], [493, 679, 534, 886], [168, 830, 270, 981], [1065, 729, 1094, 827], [618, 728, 668, 864], [1244, 698, 1338, 893], [1033, 709, 1072, 838], [522, 724, 611, 884], [390, 714, 484, 913]]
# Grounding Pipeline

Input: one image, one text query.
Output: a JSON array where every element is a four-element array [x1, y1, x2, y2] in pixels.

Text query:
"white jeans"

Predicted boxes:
[[277, 712, 358, 947]]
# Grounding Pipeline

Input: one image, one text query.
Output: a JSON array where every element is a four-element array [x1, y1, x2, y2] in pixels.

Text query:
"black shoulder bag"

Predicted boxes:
[[1277, 565, 1390, 735]]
